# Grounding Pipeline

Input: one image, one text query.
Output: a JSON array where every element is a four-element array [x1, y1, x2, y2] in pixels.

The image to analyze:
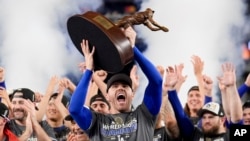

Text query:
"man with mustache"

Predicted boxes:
[[0, 102, 19, 141], [8, 88, 56, 141]]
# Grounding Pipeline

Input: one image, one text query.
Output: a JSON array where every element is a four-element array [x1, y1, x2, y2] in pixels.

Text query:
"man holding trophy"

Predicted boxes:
[[68, 9, 166, 141]]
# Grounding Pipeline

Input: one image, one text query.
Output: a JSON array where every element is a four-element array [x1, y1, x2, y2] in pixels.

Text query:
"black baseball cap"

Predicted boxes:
[[12, 88, 38, 110], [49, 93, 70, 108], [12, 88, 35, 102], [90, 94, 110, 109], [106, 73, 132, 92]]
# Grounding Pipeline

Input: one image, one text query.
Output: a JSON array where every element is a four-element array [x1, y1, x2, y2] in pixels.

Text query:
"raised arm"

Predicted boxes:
[[36, 76, 59, 122], [238, 73, 250, 98], [69, 39, 95, 130], [218, 62, 243, 123], [202, 74, 213, 103], [164, 66, 195, 139], [125, 26, 162, 116], [85, 70, 107, 107], [175, 63, 187, 93], [129, 65, 140, 93], [156, 65, 180, 139], [191, 55, 205, 95], [218, 80, 230, 121], [59, 77, 76, 94]]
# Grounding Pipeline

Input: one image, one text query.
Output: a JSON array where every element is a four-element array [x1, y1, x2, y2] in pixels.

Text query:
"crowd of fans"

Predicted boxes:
[[0, 1, 250, 140], [0, 25, 250, 141]]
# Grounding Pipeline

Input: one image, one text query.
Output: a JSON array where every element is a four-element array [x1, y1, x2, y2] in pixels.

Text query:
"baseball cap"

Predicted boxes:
[[12, 88, 38, 110], [90, 94, 110, 109], [12, 88, 35, 102], [198, 102, 225, 118], [49, 93, 70, 108], [0, 103, 10, 121], [106, 73, 132, 92]]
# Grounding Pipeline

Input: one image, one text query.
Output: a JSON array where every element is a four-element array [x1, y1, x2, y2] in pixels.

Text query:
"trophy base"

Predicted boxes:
[[67, 11, 134, 73]]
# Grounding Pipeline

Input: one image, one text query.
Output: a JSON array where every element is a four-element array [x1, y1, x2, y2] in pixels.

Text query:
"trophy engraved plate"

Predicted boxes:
[[67, 8, 168, 73], [93, 16, 113, 30]]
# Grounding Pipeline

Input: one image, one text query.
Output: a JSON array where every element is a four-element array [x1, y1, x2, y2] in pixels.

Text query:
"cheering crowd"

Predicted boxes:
[[0, 26, 249, 141]]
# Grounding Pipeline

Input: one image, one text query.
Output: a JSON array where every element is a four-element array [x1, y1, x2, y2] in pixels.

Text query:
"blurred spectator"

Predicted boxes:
[[9, 88, 56, 141], [242, 100, 250, 125], [97, 0, 142, 17], [44, 92, 70, 141], [0, 102, 19, 141], [89, 93, 110, 114], [64, 115, 90, 141]]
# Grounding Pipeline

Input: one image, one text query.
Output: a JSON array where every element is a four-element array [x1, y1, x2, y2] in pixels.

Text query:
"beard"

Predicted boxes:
[[202, 123, 220, 136]]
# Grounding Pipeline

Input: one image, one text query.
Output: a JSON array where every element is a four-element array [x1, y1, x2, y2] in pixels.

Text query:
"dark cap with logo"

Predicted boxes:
[[106, 73, 132, 92]]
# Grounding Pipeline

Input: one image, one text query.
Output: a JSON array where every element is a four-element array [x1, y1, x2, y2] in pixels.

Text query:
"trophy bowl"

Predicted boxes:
[[67, 11, 133, 73]]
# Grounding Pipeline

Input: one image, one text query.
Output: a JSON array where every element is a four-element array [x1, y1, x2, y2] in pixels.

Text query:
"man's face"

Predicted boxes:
[[90, 101, 109, 114], [107, 82, 133, 113], [46, 99, 62, 122], [243, 107, 250, 125], [201, 113, 222, 136], [11, 93, 27, 121]]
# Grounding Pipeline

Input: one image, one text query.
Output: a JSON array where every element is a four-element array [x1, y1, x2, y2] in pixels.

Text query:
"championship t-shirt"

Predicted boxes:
[[87, 103, 156, 141]]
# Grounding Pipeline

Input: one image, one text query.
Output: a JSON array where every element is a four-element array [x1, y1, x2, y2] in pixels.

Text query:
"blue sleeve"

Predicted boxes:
[[204, 96, 212, 104], [226, 119, 243, 128], [133, 47, 162, 116], [0, 81, 6, 102], [238, 83, 250, 98], [168, 90, 195, 138], [0, 81, 6, 88], [69, 70, 93, 130]]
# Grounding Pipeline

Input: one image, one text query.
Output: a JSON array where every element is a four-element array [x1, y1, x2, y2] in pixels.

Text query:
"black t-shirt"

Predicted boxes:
[[189, 117, 200, 127], [184, 127, 229, 141], [154, 127, 182, 141], [154, 127, 169, 141]]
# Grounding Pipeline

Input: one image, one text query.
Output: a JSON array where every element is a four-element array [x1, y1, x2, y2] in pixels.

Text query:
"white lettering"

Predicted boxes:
[[234, 129, 247, 136]]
